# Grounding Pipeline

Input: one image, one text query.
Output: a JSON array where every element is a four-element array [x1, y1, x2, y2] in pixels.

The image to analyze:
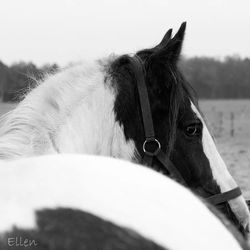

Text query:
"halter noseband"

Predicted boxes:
[[128, 55, 241, 206]]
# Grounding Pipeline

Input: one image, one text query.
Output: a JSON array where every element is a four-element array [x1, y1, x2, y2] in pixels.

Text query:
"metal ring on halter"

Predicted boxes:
[[143, 138, 161, 156]]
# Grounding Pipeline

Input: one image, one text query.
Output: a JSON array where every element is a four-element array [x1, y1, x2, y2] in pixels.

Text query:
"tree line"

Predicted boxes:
[[179, 56, 250, 99], [0, 61, 59, 102], [0, 56, 250, 102]]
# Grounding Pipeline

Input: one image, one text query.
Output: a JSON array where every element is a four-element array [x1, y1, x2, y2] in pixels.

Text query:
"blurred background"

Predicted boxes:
[[0, 0, 249, 198]]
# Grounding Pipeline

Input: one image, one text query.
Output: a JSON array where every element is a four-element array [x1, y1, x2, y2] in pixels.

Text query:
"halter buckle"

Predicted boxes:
[[143, 138, 161, 156]]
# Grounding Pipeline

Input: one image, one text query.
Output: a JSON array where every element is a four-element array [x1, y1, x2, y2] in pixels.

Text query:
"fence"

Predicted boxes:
[[200, 100, 250, 140]]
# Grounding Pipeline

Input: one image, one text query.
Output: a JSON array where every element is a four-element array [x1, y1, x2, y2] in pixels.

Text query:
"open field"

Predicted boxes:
[[200, 100, 250, 199], [0, 100, 249, 199]]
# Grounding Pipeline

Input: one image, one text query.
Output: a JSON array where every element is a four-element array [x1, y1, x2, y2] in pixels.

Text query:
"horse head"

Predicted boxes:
[[109, 22, 250, 234]]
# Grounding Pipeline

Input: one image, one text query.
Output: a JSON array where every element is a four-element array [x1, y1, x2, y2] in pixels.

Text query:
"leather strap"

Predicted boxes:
[[128, 56, 155, 139], [206, 187, 242, 205], [126, 55, 242, 207], [155, 150, 187, 186], [128, 56, 186, 184]]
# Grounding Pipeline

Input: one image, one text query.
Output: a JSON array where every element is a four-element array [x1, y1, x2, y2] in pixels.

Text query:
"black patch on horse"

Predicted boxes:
[[0, 208, 168, 250]]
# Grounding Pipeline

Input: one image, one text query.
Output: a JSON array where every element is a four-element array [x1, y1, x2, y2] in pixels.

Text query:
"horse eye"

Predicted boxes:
[[185, 124, 201, 137]]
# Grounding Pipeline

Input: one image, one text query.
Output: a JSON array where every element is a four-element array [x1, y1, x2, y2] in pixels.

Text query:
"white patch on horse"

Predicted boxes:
[[0, 59, 135, 161], [191, 102, 250, 230], [0, 155, 243, 250]]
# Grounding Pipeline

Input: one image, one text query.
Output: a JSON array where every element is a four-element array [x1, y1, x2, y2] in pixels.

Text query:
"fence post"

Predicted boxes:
[[218, 111, 223, 137], [230, 112, 234, 137]]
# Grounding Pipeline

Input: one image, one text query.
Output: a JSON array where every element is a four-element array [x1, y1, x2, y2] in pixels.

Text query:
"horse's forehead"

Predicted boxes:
[[190, 101, 202, 120], [177, 97, 198, 122]]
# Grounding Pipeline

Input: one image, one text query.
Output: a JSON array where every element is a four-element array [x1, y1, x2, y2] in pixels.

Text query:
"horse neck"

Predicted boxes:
[[55, 80, 135, 160], [0, 61, 136, 161]]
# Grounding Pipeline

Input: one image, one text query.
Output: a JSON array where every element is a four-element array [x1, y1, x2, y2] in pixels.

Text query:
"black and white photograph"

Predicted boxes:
[[0, 0, 249, 249]]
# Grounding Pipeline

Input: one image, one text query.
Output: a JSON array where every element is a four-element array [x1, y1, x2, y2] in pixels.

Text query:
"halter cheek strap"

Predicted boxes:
[[127, 55, 242, 206], [129, 55, 187, 186]]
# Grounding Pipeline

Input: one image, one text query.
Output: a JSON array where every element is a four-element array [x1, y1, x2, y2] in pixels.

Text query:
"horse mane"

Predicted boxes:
[[0, 59, 114, 159], [0, 51, 197, 160]]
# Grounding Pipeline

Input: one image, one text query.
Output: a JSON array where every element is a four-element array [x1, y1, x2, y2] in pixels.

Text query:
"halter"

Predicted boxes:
[[128, 55, 242, 206]]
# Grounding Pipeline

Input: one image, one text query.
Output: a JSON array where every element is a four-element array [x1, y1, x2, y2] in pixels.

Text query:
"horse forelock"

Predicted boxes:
[[164, 67, 193, 155]]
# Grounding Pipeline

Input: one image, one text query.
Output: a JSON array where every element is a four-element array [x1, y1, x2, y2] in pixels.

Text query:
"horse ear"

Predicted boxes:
[[168, 22, 186, 60], [155, 28, 173, 49], [151, 22, 186, 63]]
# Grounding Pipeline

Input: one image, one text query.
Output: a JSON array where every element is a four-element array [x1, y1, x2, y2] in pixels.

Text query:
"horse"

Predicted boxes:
[[0, 154, 248, 250], [0, 22, 249, 235]]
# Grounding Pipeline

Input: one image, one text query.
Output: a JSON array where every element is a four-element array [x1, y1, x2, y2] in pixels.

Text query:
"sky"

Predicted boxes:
[[0, 0, 250, 66]]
